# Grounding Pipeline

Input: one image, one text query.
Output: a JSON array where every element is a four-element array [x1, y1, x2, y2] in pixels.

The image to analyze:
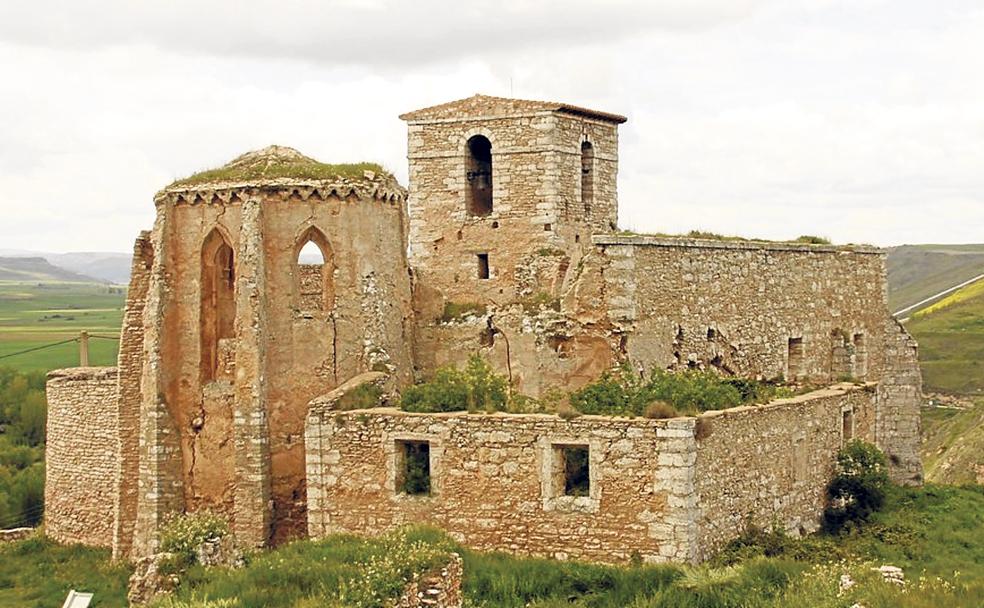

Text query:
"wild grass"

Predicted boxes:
[[921, 400, 984, 484], [169, 161, 388, 188], [616, 230, 835, 246], [0, 535, 130, 607], [2, 483, 982, 607]]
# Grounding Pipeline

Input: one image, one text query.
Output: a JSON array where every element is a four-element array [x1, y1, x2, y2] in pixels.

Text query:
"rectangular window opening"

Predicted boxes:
[[477, 253, 490, 280], [842, 409, 854, 443], [397, 440, 431, 496], [787, 337, 804, 380], [560, 445, 590, 497]]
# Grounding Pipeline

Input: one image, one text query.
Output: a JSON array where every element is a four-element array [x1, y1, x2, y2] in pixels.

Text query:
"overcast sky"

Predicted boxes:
[[1, 0, 982, 252]]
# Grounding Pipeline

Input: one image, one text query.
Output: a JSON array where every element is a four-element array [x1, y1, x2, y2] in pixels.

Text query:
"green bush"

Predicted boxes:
[[401, 356, 508, 413], [0, 368, 47, 529], [160, 512, 230, 567], [822, 440, 890, 533], [568, 366, 788, 417]]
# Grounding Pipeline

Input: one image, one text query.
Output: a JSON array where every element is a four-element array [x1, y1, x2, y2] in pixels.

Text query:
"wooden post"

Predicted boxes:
[[79, 331, 90, 367]]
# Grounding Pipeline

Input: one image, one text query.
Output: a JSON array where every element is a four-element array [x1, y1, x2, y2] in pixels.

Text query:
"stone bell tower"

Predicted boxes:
[[400, 94, 626, 310]]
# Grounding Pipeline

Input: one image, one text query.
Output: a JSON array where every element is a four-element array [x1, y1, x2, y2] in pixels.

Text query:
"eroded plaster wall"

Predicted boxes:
[[45, 367, 119, 548], [141, 186, 414, 546]]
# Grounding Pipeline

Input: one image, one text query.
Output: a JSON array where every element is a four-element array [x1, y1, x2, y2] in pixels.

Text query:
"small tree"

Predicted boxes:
[[822, 440, 890, 533]]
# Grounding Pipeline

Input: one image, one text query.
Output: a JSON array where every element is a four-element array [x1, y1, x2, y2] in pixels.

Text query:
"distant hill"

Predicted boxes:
[[0, 250, 131, 284], [886, 244, 984, 314], [0, 257, 106, 283], [904, 277, 984, 394]]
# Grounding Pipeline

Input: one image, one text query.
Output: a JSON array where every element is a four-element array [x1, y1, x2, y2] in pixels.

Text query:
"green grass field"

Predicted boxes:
[[904, 277, 984, 395], [1, 484, 981, 608], [0, 281, 125, 371]]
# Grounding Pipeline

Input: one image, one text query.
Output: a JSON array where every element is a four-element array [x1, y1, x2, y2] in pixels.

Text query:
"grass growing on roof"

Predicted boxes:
[[167, 147, 390, 188]]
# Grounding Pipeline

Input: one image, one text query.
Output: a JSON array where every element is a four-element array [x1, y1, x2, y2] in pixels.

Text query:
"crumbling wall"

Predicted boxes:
[[113, 231, 152, 559], [45, 367, 119, 548], [306, 406, 698, 564], [692, 384, 878, 560], [593, 236, 889, 383], [876, 319, 923, 484], [135, 179, 414, 550], [307, 384, 881, 564], [396, 553, 463, 608]]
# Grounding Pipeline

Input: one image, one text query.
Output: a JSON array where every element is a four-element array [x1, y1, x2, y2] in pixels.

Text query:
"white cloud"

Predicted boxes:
[[0, 0, 981, 251]]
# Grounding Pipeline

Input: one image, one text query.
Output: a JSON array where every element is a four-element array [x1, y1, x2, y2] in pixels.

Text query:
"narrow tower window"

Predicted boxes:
[[581, 141, 594, 216], [853, 332, 868, 379], [477, 253, 490, 280], [466, 135, 493, 216], [295, 228, 335, 313], [201, 229, 235, 382], [787, 337, 804, 381]]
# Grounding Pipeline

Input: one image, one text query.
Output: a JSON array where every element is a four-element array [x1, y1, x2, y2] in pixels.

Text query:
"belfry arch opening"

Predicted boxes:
[[581, 141, 594, 215], [200, 229, 235, 382], [466, 135, 493, 216], [295, 227, 335, 313]]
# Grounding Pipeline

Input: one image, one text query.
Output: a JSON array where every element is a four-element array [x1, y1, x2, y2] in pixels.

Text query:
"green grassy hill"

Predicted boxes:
[[904, 277, 984, 395], [922, 399, 984, 485], [886, 244, 984, 313], [0, 282, 125, 371]]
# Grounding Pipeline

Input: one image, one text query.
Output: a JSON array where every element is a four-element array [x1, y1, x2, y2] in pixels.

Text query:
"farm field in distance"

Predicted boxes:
[[0, 281, 126, 371]]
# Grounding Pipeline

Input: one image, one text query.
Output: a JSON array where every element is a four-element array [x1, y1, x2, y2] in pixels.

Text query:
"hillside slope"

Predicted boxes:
[[904, 277, 984, 394], [922, 399, 984, 485], [0, 257, 104, 283], [887, 244, 984, 313]]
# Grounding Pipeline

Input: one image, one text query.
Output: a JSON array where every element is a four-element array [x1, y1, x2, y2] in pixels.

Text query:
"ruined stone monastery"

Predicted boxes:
[[45, 95, 922, 564]]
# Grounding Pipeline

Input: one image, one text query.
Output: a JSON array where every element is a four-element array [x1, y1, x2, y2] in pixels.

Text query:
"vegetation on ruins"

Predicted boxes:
[[0, 367, 46, 530], [154, 527, 457, 608], [436, 301, 488, 323], [822, 440, 891, 533], [616, 229, 834, 246], [568, 365, 792, 417], [399, 358, 793, 418], [159, 512, 231, 571], [167, 147, 389, 189], [401, 355, 509, 413], [2, 482, 982, 607]]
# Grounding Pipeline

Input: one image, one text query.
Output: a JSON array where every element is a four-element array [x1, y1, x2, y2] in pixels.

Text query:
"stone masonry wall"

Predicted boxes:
[[693, 384, 878, 560], [396, 553, 463, 608], [589, 236, 889, 383], [113, 232, 152, 559], [45, 367, 119, 548], [876, 318, 923, 484], [307, 384, 878, 564], [306, 407, 698, 564]]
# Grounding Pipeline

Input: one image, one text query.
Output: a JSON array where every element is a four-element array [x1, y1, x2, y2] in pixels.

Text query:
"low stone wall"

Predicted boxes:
[[693, 383, 878, 559], [307, 383, 879, 564], [396, 553, 463, 608], [45, 367, 119, 548], [306, 406, 697, 563], [0, 527, 35, 543]]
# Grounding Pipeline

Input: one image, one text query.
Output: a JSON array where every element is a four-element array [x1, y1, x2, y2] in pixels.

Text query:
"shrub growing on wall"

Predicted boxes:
[[401, 355, 508, 413], [567, 365, 785, 417], [822, 440, 890, 533]]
